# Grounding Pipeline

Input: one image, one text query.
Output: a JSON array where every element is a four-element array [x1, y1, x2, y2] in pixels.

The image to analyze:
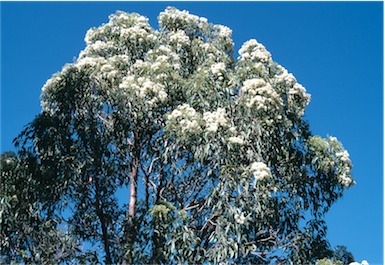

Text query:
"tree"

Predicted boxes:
[[315, 246, 355, 265], [3, 7, 355, 264], [0, 152, 86, 263], [332, 245, 355, 264]]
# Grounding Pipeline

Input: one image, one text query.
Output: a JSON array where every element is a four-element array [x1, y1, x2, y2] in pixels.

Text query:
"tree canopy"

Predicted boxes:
[[1, 7, 355, 264]]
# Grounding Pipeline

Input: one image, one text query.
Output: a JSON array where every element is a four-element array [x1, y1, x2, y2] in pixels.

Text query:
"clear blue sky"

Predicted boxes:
[[1, 2, 383, 263]]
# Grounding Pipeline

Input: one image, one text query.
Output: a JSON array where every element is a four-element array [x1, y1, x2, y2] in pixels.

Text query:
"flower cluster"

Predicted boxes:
[[214, 24, 232, 39], [203, 108, 229, 133], [99, 63, 119, 80], [120, 26, 158, 45], [159, 7, 233, 57], [210, 62, 226, 79], [75, 54, 130, 83], [331, 138, 353, 187], [129, 45, 182, 83], [250, 162, 271, 183], [119, 76, 167, 107], [238, 39, 272, 64], [83, 40, 117, 57], [338, 172, 353, 188], [166, 106, 233, 138], [240, 78, 283, 112], [166, 104, 202, 135], [159, 7, 201, 31], [274, 66, 311, 117], [234, 212, 246, 225], [86, 12, 157, 45], [169, 30, 191, 50], [115, 13, 156, 40], [236, 38, 311, 120], [75, 56, 107, 70], [42, 74, 63, 95], [228, 136, 244, 145], [112, 11, 149, 27], [84, 12, 157, 62], [41, 66, 74, 114], [336, 150, 352, 167], [308, 136, 354, 188]]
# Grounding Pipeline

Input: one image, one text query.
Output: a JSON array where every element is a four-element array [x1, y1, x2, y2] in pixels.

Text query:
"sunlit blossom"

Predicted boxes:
[[210, 62, 226, 77], [234, 212, 246, 224], [250, 162, 271, 182], [228, 136, 244, 145], [203, 108, 229, 133], [238, 39, 271, 63]]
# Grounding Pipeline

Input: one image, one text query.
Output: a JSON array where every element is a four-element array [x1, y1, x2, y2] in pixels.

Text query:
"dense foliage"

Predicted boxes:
[[1, 8, 355, 264]]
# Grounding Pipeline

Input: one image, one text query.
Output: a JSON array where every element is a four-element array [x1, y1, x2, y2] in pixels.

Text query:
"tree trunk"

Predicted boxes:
[[128, 160, 138, 223], [95, 179, 112, 264], [124, 133, 141, 264]]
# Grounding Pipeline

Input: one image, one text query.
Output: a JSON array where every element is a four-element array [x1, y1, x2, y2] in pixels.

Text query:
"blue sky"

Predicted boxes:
[[1, 2, 383, 263]]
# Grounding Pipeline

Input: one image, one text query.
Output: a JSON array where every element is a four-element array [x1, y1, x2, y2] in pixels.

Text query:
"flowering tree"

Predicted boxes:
[[3, 7, 355, 264]]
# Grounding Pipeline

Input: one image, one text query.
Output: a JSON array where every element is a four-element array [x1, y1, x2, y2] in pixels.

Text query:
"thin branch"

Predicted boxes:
[[183, 204, 200, 211], [199, 214, 218, 233]]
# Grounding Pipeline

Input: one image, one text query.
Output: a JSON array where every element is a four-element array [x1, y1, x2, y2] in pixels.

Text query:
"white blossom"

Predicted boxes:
[[101, 63, 114, 73], [145, 46, 181, 72], [132, 59, 149, 71], [75, 57, 102, 69], [157, 90, 168, 101], [276, 69, 297, 87], [200, 42, 211, 52], [120, 25, 157, 43], [84, 12, 157, 56], [338, 173, 353, 188], [274, 67, 311, 117], [169, 30, 190, 49], [336, 150, 352, 167], [239, 39, 271, 63], [168, 109, 182, 119], [203, 108, 229, 132], [234, 212, 246, 224], [229, 126, 237, 135], [159, 7, 200, 29], [84, 28, 95, 45], [119, 75, 135, 90], [210, 62, 226, 77], [198, 17, 208, 29], [250, 162, 271, 182], [179, 119, 200, 133], [214, 25, 232, 38], [87, 40, 115, 54], [119, 75, 167, 107], [242, 78, 266, 94], [228, 136, 244, 145], [42, 75, 62, 93], [241, 78, 283, 111], [167, 104, 202, 134]]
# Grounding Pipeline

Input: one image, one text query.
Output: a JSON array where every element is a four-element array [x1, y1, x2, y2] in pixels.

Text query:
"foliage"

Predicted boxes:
[[2, 7, 355, 264], [332, 245, 355, 264], [315, 246, 355, 265], [316, 258, 343, 265], [0, 152, 88, 263]]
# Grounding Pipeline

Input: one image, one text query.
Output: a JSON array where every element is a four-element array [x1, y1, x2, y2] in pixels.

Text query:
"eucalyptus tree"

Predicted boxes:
[[0, 152, 85, 263], [7, 7, 354, 264]]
